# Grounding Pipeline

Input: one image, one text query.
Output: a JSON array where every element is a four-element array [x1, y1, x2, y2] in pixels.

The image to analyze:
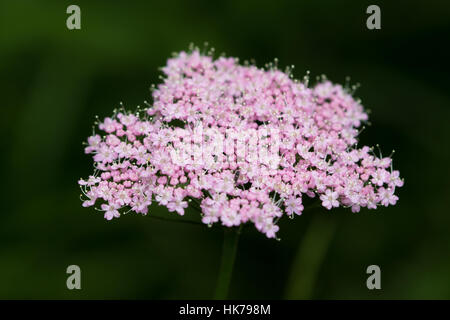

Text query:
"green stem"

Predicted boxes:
[[284, 213, 336, 299], [214, 228, 240, 299]]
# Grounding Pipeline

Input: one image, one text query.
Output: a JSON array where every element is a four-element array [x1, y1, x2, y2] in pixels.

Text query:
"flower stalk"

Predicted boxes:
[[214, 227, 241, 299]]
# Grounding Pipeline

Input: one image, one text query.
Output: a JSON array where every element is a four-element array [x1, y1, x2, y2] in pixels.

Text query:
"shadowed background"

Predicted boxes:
[[1, 0, 449, 299]]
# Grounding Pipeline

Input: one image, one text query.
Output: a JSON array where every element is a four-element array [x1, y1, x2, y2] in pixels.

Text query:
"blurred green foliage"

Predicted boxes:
[[1, 0, 449, 299]]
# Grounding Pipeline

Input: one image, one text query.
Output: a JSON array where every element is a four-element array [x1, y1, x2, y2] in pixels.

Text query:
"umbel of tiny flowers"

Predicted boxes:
[[79, 47, 403, 238], [78, 45, 403, 298]]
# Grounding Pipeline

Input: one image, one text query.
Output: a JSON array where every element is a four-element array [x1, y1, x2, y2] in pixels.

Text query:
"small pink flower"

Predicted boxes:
[[167, 198, 188, 216], [93, 144, 117, 163], [284, 196, 304, 216], [99, 117, 117, 133], [85, 135, 101, 153], [320, 189, 339, 210], [378, 187, 399, 206], [101, 203, 121, 220]]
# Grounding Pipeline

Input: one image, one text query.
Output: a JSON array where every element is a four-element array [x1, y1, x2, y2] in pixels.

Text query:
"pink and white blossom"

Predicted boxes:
[[79, 48, 403, 239]]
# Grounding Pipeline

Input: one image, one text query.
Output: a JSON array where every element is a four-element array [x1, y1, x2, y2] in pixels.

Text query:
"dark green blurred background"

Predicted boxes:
[[1, 0, 449, 299]]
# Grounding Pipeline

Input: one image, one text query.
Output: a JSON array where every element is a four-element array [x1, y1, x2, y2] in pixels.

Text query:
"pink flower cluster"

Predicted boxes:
[[79, 49, 403, 238]]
